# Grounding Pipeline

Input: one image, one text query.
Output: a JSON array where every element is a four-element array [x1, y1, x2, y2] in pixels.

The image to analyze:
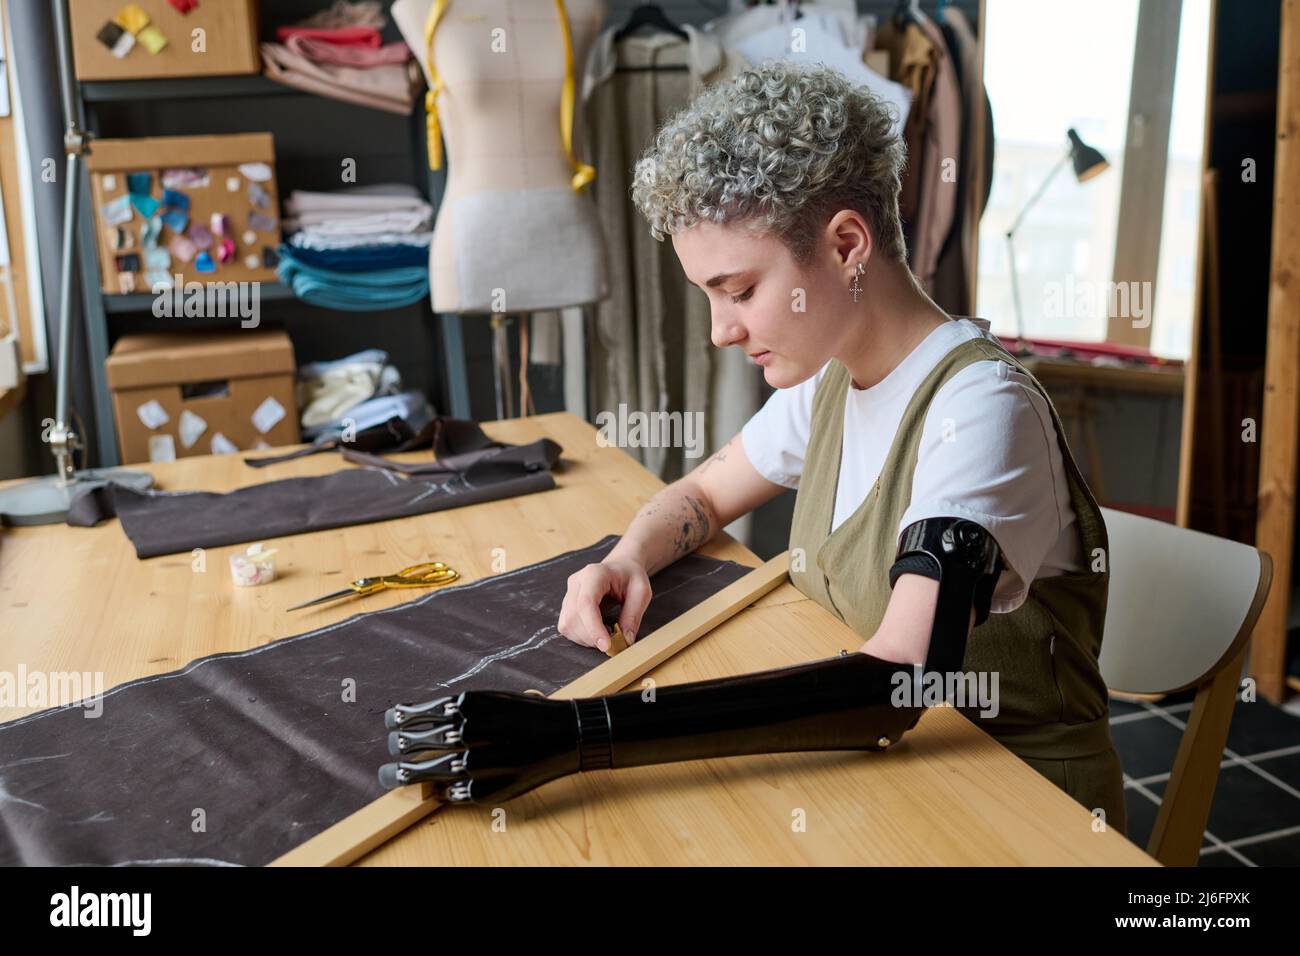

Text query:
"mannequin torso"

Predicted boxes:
[[393, 0, 609, 314]]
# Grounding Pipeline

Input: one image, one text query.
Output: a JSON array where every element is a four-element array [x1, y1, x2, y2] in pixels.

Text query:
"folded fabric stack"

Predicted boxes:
[[261, 0, 418, 115], [277, 184, 432, 311], [296, 348, 403, 433]]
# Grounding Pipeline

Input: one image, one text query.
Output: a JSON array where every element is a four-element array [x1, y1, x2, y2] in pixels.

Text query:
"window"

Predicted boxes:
[[977, 0, 1212, 360]]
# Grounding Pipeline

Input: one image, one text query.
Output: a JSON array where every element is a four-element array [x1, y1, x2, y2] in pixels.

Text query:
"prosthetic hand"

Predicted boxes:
[[378, 517, 1004, 804]]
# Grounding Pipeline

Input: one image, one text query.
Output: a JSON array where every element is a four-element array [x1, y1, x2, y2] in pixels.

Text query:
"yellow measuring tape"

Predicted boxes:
[[422, 0, 450, 172], [424, 0, 594, 191]]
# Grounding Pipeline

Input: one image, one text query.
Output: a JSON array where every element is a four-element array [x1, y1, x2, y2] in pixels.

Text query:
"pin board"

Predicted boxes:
[[86, 133, 282, 296], [69, 0, 260, 82]]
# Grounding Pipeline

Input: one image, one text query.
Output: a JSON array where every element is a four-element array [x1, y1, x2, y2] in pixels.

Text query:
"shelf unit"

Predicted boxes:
[[72, 71, 471, 465]]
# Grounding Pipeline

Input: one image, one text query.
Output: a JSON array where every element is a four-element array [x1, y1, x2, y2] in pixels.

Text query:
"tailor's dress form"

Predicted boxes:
[[394, 0, 609, 314]]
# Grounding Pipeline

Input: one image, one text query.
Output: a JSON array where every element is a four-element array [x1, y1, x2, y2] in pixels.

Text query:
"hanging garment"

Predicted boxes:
[[874, 17, 940, 225], [0, 538, 749, 865], [702, 1, 860, 47], [786, 336, 1126, 834], [930, 6, 996, 315], [723, 10, 911, 134], [879, 13, 962, 296], [582, 25, 763, 489]]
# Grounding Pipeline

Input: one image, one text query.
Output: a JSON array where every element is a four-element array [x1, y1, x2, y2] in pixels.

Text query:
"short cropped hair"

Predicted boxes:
[[630, 60, 908, 264]]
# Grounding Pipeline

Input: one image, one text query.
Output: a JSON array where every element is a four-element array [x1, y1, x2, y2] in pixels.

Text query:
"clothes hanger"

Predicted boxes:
[[614, 3, 688, 43], [612, 2, 691, 72]]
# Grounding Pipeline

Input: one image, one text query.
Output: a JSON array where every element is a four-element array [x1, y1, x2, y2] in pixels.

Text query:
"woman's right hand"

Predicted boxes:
[[557, 558, 652, 653]]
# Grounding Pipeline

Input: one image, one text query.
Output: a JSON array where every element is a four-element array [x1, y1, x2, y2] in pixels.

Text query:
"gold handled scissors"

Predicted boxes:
[[288, 562, 460, 611]]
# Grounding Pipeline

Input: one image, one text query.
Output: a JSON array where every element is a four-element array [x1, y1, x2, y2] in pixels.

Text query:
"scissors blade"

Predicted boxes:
[[287, 588, 357, 611]]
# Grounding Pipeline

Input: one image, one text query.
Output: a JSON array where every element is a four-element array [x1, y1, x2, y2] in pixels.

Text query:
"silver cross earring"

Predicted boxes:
[[849, 261, 865, 302]]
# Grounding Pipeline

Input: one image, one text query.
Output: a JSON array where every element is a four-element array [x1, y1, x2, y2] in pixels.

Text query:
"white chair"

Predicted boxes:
[[1098, 506, 1273, 866]]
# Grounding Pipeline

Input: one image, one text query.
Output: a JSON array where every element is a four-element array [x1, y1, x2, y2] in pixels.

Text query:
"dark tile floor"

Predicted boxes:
[[1111, 690, 1300, 866]]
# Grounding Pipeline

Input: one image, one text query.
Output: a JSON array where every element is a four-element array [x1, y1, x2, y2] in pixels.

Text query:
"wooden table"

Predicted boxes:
[[0, 412, 1155, 866]]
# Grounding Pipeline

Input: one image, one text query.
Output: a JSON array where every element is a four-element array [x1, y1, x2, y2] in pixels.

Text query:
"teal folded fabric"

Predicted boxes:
[[277, 249, 429, 311]]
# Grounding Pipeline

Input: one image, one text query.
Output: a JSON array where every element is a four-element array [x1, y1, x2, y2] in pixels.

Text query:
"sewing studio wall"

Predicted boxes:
[[574, 1, 987, 555]]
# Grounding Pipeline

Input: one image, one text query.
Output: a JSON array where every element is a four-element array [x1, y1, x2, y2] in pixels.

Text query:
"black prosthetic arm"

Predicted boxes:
[[891, 515, 1005, 677], [578, 651, 922, 769], [379, 518, 1003, 805], [380, 652, 922, 803]]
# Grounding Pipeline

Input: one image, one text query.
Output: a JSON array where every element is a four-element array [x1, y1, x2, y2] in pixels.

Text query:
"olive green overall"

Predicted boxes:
[[788, 334, 1127, 836]]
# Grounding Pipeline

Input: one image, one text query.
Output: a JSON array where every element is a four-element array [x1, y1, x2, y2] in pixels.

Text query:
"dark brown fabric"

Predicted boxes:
[[0, 537, 750, 866], [243, 414, 496, 470], [65, 421, 563, 559], [338, 437, 557, 479]]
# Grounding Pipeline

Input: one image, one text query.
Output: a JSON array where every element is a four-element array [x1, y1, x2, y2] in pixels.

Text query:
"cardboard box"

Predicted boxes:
[[70, 0, 260, 82], [106, 330, 299, 464], [87, 133, 281, 295]]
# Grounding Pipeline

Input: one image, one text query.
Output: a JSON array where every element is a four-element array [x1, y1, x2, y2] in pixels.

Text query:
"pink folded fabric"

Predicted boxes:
[[275, 25, 381, 47], [285, 34, 411, 67], [261, 42, 416, 115]]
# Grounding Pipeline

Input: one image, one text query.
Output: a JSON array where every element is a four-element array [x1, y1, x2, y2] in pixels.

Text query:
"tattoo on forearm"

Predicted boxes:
[[671, 494, 712, 557], [694, 438, 732, 476]]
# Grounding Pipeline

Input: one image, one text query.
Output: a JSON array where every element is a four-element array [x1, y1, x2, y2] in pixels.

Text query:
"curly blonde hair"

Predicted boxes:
[[631, 60, 907, 264]]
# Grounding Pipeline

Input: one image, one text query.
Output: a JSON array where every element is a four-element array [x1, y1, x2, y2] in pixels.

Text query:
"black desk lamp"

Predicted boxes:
[[1005, 127, 1110, 345]]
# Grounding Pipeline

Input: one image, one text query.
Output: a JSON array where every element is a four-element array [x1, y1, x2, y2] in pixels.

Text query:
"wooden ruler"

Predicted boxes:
[[270, 551, 791, 866]]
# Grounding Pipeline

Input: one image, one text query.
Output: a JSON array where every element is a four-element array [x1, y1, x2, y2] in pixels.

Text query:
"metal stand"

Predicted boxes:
[[489, 312, 514, 419], [1005, 151, 1070, 344], [0, 0, 151, 525]]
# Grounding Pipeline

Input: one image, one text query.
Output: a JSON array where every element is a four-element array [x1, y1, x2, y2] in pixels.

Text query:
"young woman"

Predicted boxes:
[[556, 62, 1125, 834]]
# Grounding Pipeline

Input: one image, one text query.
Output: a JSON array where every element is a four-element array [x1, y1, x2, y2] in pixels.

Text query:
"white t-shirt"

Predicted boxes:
[[741, 317, 1083, 613]]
